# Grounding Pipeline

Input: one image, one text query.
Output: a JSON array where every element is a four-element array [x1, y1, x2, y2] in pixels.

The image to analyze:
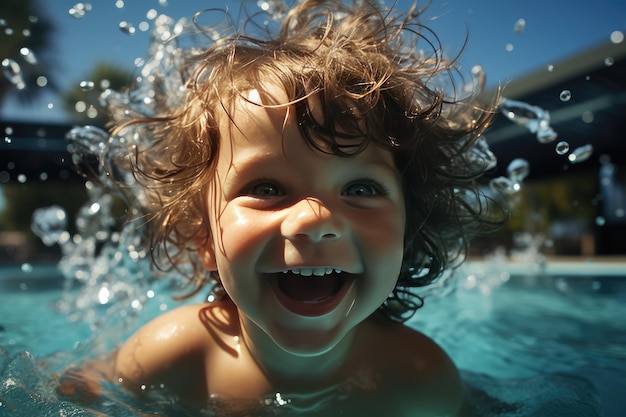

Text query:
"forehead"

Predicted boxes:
[[213, 83, 396, 170]]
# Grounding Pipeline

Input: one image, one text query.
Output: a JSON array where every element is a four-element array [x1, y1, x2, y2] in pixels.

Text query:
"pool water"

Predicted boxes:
[[1, 262, 625, 416]]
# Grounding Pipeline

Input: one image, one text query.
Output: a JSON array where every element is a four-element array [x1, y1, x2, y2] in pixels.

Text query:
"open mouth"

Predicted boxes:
[[269, 269, 356, 317]]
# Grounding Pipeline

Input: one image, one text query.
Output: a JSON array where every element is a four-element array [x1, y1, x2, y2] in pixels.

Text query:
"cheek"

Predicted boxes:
[[357, 207, 405, 252], [212, 205, 273, 263]]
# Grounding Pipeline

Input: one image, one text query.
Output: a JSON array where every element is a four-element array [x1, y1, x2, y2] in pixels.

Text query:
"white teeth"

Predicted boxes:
[[282, 268, 341, 276]]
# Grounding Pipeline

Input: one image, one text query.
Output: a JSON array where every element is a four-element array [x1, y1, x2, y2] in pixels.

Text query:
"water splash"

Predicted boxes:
[[469, 137, 497, 171], [2, 58, 26, 90], [499, 98, 558, 143], [19, 47, 38, 65], [489, 176, 518, 196], [30, 206, 69, 247], [506, 158, 530, 184], [257, 0, 288, 20], [567, 144, 593, 164]]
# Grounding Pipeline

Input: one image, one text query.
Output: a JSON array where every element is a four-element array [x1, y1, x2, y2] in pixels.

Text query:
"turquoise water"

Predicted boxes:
[[1, 262, 624, 416]]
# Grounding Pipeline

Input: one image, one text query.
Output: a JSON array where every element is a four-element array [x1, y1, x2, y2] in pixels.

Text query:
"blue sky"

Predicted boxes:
[[2, 0, 626, 123]]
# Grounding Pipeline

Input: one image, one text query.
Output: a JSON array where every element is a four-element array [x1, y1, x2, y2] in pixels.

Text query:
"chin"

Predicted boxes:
[[269, 323, 352, 357]]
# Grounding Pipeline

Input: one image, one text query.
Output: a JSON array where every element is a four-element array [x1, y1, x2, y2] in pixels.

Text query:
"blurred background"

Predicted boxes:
[[1, 0, 625, 269]]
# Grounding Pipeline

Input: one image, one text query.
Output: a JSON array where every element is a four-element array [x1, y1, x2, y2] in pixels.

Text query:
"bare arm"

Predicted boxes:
[[114, 304, 210, 400]]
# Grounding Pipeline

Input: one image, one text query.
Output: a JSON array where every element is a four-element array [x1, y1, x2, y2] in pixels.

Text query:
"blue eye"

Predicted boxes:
[[249, 182, 283, 198], [343, 181, 387, 197]]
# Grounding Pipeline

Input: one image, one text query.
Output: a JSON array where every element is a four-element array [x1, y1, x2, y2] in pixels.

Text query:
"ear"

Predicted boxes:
[[195, 236, 218, 271]]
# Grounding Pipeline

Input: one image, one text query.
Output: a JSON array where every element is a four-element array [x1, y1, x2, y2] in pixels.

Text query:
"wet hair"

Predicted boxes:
[[109, 0, 507, 322]]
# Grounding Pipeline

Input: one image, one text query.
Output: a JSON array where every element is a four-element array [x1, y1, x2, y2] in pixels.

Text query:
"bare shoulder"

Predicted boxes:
[[357, 316, 464, 416], [115, 302, 237, 395]]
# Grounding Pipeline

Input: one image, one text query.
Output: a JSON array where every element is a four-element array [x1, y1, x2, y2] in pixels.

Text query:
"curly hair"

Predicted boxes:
[[109, 0, 507, 322]]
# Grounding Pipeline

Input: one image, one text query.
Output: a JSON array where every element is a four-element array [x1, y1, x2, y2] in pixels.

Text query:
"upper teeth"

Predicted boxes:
[[283, 268, 342, 276]]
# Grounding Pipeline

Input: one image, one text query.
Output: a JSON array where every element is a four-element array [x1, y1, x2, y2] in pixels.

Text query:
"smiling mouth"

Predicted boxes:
[[269, 269, 356, 316]]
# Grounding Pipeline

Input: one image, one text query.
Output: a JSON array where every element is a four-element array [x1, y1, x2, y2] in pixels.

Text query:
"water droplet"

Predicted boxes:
[[500, 98, 545, 127], [86, 106, 98, 118], [2, 58, 26, 90], [505, 43, 514, 52], [559, 90, 571, 102], [489, 176, 517, 195], [4, 137, 11, 144], [567, 144, 593, 164], [604, 57, 614, 66], [79, 80, 95, 91], [19, 47, 38, 65], [547, 64, 554, 72], [506, 158, 530, 183], [36, 76, 48, 87], [98, 286, 111, 304], [31, 205, 68, 246], [17, 174, 27, 183], [595, 216, 606, 226], [536, 125, 558, 144], [21, 263, 33, 273], [514, 18, 526, 34], [75, 100, 87, 113], [119, 21, 136, 35], [616, 208, 625, 218], [555, 141, 569, 155], [500, 98, 557, 144], [69, 3, 92, 19], [581, 111, 594, 124], [610, 30, 624, 44], [115, 0, 125, 8]]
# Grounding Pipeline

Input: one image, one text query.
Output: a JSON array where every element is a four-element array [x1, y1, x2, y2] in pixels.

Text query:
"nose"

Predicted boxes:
[[281, 198, 342, 243]]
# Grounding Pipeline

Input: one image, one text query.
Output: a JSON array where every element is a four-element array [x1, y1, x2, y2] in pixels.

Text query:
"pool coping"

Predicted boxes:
[[467, 257, 626, 277]]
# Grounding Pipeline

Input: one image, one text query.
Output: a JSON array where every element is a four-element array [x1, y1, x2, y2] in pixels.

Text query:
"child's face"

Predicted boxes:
[[199, 85, 406, 356]]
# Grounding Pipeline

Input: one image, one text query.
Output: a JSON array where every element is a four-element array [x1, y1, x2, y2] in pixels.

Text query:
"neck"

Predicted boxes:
[[238, 315, 356, 389]]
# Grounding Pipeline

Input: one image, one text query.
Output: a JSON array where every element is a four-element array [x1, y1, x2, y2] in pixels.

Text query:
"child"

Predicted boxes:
[[71, 0, 505, 415]]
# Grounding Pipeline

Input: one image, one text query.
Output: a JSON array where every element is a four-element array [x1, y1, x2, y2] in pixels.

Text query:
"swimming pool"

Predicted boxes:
[[1, 259, 624, 416]]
